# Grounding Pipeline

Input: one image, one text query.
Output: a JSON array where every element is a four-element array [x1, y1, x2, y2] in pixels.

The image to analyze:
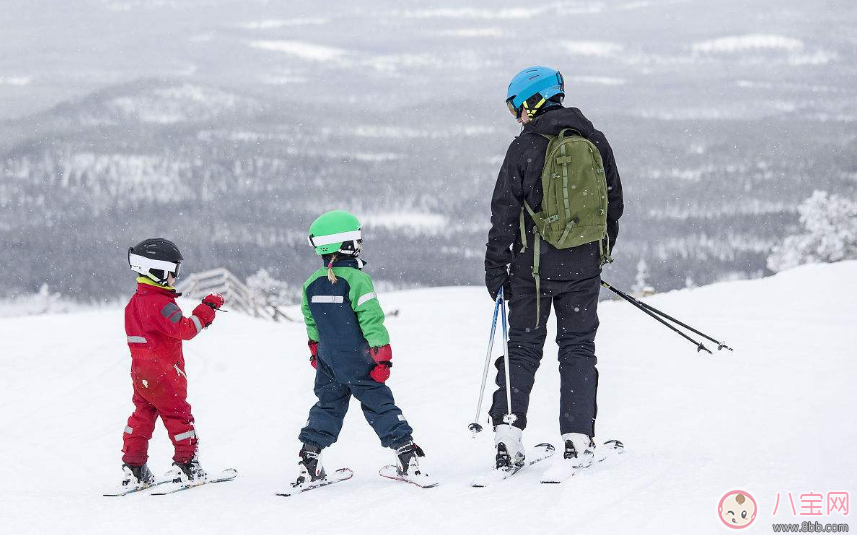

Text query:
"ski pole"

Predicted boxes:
[[600, 281, 714, 354], [499, 287, 517, 426], [468, 292, 503, 436], [602, 281, 732, 351], [633, 296, 732, 352]]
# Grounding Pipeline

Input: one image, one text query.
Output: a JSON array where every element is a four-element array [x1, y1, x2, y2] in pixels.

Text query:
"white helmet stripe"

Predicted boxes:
[[310, 230, 362, 247], [129, 252, 179, 273]]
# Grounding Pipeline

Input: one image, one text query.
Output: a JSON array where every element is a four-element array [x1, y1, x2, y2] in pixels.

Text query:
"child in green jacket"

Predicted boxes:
[[291, 210, 433, 490]]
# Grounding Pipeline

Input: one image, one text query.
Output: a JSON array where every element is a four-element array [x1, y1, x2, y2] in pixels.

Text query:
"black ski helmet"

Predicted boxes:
[[128, 238, 184, 284]]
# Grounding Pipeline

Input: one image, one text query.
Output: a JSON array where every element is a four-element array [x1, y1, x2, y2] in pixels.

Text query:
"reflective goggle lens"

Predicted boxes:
[[506, 98, 519, 118]]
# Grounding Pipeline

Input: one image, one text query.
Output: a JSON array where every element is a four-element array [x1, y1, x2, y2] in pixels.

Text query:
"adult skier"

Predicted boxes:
[[119, 238, 224, 490], [292, 210, 433, 490], [484, 66, 624, 476]]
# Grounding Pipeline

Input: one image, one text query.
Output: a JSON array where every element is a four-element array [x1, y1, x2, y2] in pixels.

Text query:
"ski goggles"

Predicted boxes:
[[506, 96, 548, 119], [508, 96, 550, 119], [506, 97, 521, 118], [128, 249, 183, 279]]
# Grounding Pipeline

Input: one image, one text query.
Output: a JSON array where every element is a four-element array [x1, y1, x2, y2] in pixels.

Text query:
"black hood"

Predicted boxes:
[[523, 106, 597, 138]]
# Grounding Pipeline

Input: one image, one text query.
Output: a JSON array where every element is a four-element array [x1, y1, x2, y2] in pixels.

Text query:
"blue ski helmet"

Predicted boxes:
[[506, 66, 564, 118]]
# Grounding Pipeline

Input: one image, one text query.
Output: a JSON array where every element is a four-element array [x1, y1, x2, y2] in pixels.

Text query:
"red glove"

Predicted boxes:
[[308, 340, 318, 369], [203, 293, 225, 310], [192, 303, 216, 326], [368, 345, 393, 383]]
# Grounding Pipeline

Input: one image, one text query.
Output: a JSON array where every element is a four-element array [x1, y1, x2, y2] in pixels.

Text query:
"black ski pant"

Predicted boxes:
[[489, 271, 600, 437]]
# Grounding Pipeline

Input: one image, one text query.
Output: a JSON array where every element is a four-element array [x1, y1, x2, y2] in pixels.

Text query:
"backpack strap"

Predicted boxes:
[[558, 219, 575, 246], [532, 229, 541, 329], [521, 201, 543, 329], [599, 233, 614, 267], [557, 128, 579, 140]]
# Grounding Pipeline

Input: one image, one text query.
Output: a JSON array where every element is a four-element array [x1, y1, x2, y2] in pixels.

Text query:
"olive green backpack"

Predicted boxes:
[[519, 128, 612, 327]]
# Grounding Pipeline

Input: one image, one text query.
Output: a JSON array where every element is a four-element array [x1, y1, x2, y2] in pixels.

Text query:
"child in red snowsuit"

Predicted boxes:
[[120, 238, 224, 489]]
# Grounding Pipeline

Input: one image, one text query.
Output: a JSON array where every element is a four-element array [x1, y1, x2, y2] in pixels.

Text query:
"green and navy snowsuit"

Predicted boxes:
[[298, 257, 413, 449]]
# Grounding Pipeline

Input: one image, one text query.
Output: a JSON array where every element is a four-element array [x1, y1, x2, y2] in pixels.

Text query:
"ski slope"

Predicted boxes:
[[1, 262, 855, 534]]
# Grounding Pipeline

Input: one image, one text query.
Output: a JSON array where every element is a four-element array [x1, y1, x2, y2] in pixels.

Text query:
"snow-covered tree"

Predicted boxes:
[[632, 258, 654, 295], [35, 284, 61, 314], [246, 269, 300, 306], [767, 191, 857, 272]]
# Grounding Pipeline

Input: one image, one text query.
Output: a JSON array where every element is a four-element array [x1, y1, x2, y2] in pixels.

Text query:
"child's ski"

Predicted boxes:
[[103, 478, 171, 497], [276, 468, 354, 497], [540, 439, 625, 484], [150, 468, 238, 495], [378, 465, 439, 488], [470, 442, 556, 487]]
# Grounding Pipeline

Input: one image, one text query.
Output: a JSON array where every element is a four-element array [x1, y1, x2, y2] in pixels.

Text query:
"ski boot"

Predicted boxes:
[[395, 442, 426, 477], [293, 443, 326, 488], [541, 433, 595, 483], [391, 442, 437, 487], [562, 433, 595, 468], [171, 457, 207, 485], [467, 425, 527, 486], [494, 424, 525, 472], [121, 463, 155, 489]]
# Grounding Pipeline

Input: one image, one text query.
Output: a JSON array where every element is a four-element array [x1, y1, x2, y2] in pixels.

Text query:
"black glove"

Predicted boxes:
[[485, 266, 511, 301]]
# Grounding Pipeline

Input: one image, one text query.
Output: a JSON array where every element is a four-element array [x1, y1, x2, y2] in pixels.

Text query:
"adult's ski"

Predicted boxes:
[[471, 442, 556, 487], [540, 439, 624, 484]]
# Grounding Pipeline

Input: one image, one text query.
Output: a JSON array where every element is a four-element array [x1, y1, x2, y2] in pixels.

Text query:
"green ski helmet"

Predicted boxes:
[[307, 210, 363, 255]]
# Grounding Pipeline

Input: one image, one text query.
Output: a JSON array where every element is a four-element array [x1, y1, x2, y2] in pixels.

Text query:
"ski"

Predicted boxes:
[[540, 439, 625, 484], [103, 478, 171, 497], [150, 468, 238, 495], [378, 465, 439, 488], [276, 468, 354, 496], [471, 442, 556, 487]]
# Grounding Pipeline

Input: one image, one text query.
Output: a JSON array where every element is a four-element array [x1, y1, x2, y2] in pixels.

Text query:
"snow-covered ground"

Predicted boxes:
[[1, 262, 855, 534]]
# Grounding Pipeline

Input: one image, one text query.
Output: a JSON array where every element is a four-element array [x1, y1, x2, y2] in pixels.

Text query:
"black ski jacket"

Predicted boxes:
[[485, 106, 624, 281]]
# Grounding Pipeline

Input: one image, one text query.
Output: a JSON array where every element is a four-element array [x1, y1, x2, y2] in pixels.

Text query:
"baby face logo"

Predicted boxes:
[[719, 490, 757, 529]]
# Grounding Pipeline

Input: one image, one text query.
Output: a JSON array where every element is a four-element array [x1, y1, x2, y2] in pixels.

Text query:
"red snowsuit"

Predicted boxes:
[[122, 280, 209, 465]]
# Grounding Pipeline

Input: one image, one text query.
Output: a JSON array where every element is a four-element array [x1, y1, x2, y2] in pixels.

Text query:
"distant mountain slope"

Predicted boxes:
[[2, 77, 854, 300]]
